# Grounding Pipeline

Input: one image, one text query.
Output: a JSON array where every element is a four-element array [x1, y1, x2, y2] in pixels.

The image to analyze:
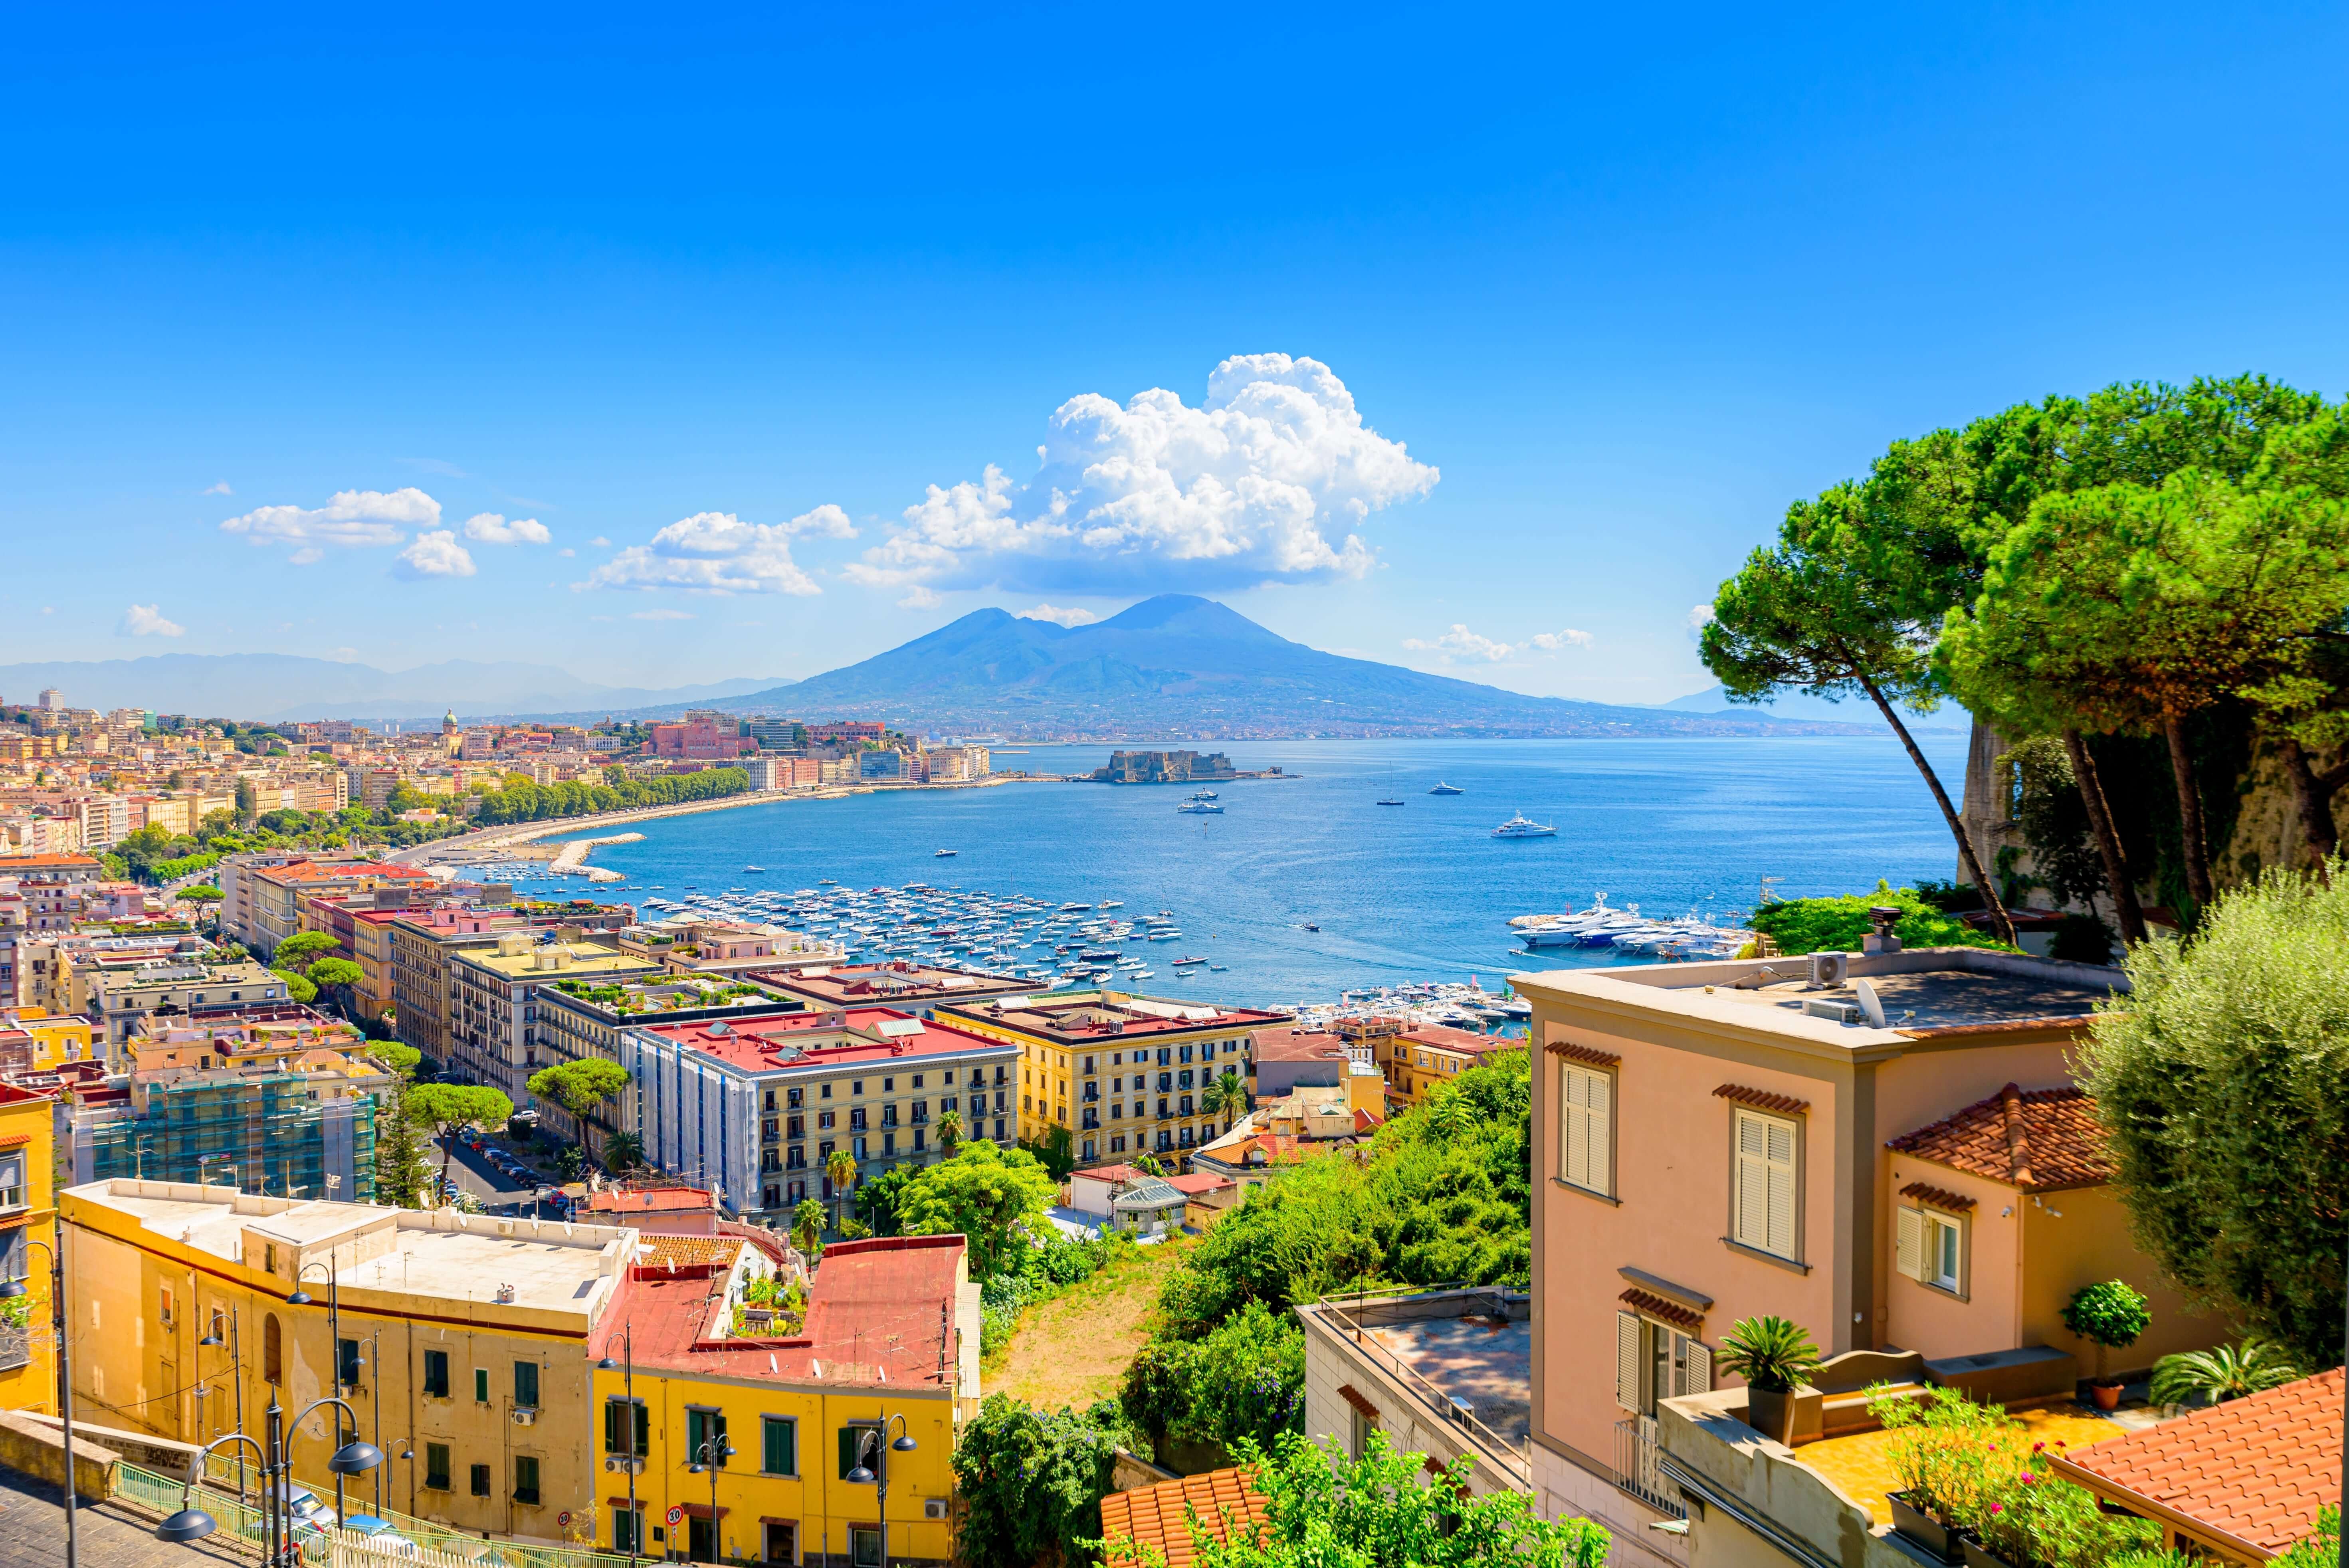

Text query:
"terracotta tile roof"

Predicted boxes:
[[1545, 1039, 1621, 1067], [1396, 1023, 1512, 1056], [2049, 1367, 2341, 1558], [1248, 1027, 1351, 1063], [1620, 1288, 1705, 1332], [590, 1186, 715, 1214], [1100, 1467, 1268, 1568], [1886, 1082, 2112, 1192], [637, 1235, 747, 1269], [1900, 1182, 1977, 1212], [1714, 1082, 1811, 1115]]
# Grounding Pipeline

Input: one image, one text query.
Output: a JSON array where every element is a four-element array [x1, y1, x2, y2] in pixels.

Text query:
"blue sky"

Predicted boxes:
[[6, 2, 2347, 705]]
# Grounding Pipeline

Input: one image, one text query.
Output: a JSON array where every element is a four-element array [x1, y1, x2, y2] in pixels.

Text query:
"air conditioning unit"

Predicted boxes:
[[923, 1499, 950, 1521], [602, 1457, 645, 1474], [513, 1408, 538, 1427], [1806, 952, 1848, 989]]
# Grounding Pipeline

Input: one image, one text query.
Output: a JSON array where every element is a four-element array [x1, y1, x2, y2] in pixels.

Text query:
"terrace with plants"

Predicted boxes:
[[548, 975, 773, 1016]]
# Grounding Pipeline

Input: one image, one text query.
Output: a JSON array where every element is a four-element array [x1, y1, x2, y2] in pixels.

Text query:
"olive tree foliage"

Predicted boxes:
[[2078, 863, 2349, 1364]]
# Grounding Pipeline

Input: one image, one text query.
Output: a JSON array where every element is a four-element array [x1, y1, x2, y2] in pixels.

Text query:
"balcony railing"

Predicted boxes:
[[1614, 1415, 1687, 1519], [0, 1323, 31, 1373], [1310, 1286, 1533, 1490]]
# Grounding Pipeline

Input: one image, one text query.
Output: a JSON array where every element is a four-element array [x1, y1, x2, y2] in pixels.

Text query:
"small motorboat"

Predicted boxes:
[[934, 849, 959, 857], [1376, 798, 1405, 806], [1429, 782, 1464, 795]]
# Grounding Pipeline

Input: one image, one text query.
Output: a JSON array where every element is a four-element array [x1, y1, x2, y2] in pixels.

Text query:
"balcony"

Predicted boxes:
[[1614, 1416, 1683, 1518], [1295, 1287, 1532, 1497], [0, 1323, 30, 1373]]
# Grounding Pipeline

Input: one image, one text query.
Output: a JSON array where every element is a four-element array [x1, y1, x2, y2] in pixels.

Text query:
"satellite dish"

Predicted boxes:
[[1852, 978, 1888, 1029]]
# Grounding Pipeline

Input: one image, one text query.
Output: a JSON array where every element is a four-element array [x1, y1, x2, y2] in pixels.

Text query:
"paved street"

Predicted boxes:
[[0, 1465, 252, 1568]]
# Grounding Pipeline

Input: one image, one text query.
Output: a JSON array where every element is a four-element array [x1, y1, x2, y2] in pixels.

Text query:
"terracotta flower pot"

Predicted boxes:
[[1746, 1387, 1797, 1444], [2088, 1380, 2123, 1412]]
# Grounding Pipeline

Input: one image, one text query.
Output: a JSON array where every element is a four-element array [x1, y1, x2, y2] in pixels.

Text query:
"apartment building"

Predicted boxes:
[[231, 857, 438, 960], [1513, 946, 2221, 1560], [619, 918, 844, 980], [534, 976, 804, 1152], [390, 907, 541, 1063], [1380, 1021, 1520, 1103], [934, 990, 1281, 1169], [63, 1180, 631, 1543], [620, 1006, 1020, 1215], [0, 1005, 96, 1073], [0, 1083, 57, 1412], [83, 957, 293, 1055], [588, 1233, 975, 1565], [449, 936, 663, 1099]]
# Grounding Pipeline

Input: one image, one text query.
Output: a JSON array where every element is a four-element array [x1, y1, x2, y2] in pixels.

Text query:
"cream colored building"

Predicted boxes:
[[62, 1180, 632, 1542]]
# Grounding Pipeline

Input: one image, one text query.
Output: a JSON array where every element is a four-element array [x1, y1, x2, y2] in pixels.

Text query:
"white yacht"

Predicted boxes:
[[1177, 800, 1224, 814], [1492, 813, 1557, 839]]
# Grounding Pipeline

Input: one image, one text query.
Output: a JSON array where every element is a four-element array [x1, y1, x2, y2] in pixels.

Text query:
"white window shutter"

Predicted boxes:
[[1560, 1066, 1585, 1187], [1766, 1118, 1798, 1258], [1680, 1338, 1712, 1396], [1734, 1113, 1768, 1246], [1616, 1311, 1642, 1412], [1585, 1069, 1610, 1195], [1895, 1204, 1924, 1280]]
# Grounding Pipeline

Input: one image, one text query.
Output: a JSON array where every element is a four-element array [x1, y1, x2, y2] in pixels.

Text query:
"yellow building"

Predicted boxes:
[[589, 1233, 977, 1566], [934, 990, 1286, 1170], [0, 1083, 59, 1413], [0, 1005, 96, 1072], [1375, 1022, 1519, 1104], [61, 1180, 632, 1542]]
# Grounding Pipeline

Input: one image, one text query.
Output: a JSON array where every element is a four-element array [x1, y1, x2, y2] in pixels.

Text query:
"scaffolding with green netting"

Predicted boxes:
[[73, 1071, 377, 1201]]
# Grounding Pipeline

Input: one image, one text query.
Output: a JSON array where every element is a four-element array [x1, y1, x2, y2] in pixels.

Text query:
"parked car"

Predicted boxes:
[[343, 1516, 420, 1557]]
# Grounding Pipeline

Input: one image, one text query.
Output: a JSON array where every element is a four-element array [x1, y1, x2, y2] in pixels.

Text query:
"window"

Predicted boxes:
[[1348, 1403, 1377, 1460], [159, 1285, 175, 1328], [614, 1506, 645, 1553], [838, 1421, 881, 1479], [513, 1456, 541, 1505], [606, 1397, 650, 1456], [424, 1349, 450, 1397], [1557, 1063, 1613, 1196], [337, 1337, 362, 1388], [263, 1315, 283, 1384], [469, 1462, 492, 1497], [850, 1526, 882, 1568], [1896, 1203, 1968, 1295], [761, 1415, 797, 1475], [474, 1366, 491, 1404], [687, 1407, 729, 1463], [1613, 1312, 1713, 1415], [424, 1443, 451, 1491], [1731, 1109, 1799, 1260]]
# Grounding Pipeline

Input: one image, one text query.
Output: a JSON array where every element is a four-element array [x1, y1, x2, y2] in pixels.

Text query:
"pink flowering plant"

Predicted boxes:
[[1970, 1451, 2157, 1568], [1864, 1385, 2021, 1525]]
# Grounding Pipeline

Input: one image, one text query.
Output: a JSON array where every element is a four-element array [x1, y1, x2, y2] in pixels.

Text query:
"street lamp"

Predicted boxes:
[[687, 1431, 735, 1565], [286, 1258, 348, 1513], [596, 1323, 640, 1562], [1, 1224, 77, 1568], [155, 1431, 266, 1548], [844, 1414, 918, 1568], [157, 1401, 376, 1568], [197, 1305, 248, 1503]]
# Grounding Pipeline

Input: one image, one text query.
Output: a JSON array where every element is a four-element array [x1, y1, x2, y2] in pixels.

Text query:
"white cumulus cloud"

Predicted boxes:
[[120, 603, 185, 637], [629, 608, 695, 621], [397, 531, 477, 578], [220, 487, 441, 555], [845, 354, 1437, 594], [583, 506, 854, 596], [897, 586, 944, 610], [1531, 628, 1594, 650], [1687, 603, 1715, 630], [1405, 624, 1516, 662], [463, 512, 552, 545], [1018, 604, 1098, 627], [202, 481, 233, 496]]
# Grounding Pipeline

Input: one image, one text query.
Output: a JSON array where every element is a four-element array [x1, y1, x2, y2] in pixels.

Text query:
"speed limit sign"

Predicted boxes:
[[667, 1506, 685, 1526], [558, 1512, 572, 1528]]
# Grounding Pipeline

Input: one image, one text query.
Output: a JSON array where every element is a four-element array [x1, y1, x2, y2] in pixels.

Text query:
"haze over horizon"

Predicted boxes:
[[8, 4, 2345, 708]]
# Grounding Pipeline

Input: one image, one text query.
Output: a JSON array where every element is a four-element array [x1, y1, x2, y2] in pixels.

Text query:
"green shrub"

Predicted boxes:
[[1748, 883, 2014, 955], [1865, 1385, 2021, 1525]]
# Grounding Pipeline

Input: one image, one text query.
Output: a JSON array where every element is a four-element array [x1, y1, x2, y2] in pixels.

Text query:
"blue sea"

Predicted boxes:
[[523, 734, 1973, 1010]]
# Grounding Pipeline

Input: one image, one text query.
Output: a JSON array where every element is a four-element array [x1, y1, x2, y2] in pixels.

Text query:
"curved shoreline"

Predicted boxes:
[[386, 775, 1040, 872]]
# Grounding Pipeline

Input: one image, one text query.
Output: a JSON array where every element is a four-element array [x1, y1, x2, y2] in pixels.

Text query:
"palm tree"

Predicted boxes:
[[1200, 1070, 1246, 1130], [824, 1148, 859, 1233], [936, 1108, 964, 1150], [790, 1199, 826, 1262], [2149, 1340, 2303, 1408]]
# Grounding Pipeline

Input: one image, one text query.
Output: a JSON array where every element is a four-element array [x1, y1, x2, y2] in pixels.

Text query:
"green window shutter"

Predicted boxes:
[[604, 1400, 618, 1453], [635, 1401, 650, 1457], [688, 1409, 708, 1458], [764, 1416, 795, 1475], [474, 1367, 489, 1403]]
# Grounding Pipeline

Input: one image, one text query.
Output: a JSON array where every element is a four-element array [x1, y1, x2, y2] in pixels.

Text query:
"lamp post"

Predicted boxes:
[[157, 1399, 378, 1568], [687, 1430, 735, 1566], [197, 1305, 248, 1503], [845, 1414, 917, 1568], [287, 1261, 346, 1518], [1, 1224, 75, 1568], [596, 1323, 640, 1561]]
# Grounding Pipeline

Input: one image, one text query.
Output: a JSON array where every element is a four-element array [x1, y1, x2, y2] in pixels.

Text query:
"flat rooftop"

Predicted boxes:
[[458, 944, 660, 980], [635, 1005, 1018, 1073], [940, 990, 1290, 1043], [1304, 1289, 1532, 1451], [1513, 947, 2125, 1045], [766, 962, 1028, 1006], [67, 1180, 630, 1317]]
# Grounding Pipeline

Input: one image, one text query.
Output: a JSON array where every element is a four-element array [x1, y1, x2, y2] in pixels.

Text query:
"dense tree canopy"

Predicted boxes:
[[953, 1396, 1134, 1568], [896, 1139, 1058, 1277], [525, 1058, 630, 1118]]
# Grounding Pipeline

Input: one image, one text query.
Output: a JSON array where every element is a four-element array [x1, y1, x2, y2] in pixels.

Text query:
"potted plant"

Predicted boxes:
[[2061, 1281, 2150, 1411], [1867, 1385, 2017, 1564], [1717, 1315, 1821, 1444], [1965, 1448, 2157, 1568]]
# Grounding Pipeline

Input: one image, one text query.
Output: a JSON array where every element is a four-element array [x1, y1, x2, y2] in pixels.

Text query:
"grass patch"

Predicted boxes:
[[986, 1236, 1192, 1410]]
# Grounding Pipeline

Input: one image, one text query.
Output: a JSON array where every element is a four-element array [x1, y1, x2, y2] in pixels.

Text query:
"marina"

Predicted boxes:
[[477, 734, 1969, 1010]]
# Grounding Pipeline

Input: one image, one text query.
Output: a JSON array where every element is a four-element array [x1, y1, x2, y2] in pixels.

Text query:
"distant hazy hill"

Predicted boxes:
[[617, 596, 1876, 739], [1656, 683, 1959, 731], [0, 653, 791, 725]]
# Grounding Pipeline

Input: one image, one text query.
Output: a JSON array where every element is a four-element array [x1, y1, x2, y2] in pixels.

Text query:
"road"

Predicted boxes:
[[431, 1132, 551, 1213]]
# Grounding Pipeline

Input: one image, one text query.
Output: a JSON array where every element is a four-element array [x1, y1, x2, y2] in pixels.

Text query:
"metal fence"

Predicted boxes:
[[1311, 1285, 1533, 1489], [123, 1458, 640, 1568], [1612, 1416, 1686, 1519]]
